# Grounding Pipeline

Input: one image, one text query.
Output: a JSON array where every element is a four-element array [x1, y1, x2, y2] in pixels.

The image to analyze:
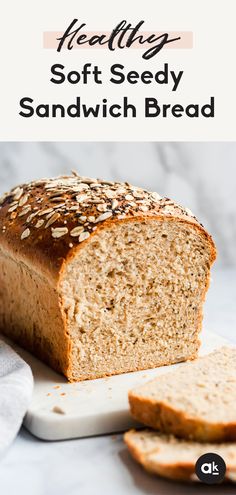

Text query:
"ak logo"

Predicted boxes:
[[195, 453, 226, 484]]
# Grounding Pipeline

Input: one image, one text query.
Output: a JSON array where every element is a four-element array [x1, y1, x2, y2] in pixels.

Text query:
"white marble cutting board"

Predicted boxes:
[[5, 331, 231, 441]]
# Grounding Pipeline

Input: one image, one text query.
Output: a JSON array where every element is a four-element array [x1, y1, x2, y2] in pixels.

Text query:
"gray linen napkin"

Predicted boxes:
[[0, 339, 33, 457]]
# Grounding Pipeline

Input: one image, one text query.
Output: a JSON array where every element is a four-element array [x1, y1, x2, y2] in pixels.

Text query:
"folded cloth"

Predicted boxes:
[[0, 339, 33, 457]]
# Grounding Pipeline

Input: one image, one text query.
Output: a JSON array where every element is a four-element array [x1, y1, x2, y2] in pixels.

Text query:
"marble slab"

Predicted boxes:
[[4, 330, 229, 441]]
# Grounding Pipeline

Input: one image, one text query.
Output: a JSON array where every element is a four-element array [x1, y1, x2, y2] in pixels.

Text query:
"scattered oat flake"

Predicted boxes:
[[13, 187, 23, 200], [90, 183, 102, 188], [19, 194, 29, 206], [21, 228, 30, 240], [26, 212, 38, 223], [45, 212, 60, 229], [97, 204, 108, 212], [70, 226, 84, 237], [45, 210, 55, 220], [18, 206, 31, 217], [132, 190, 144, 199], [8, 204, 18, 213], [100, 179, 115, 186], [78, 231, 90, 242], [53, 203, 65, 209], [88, 216, 95, 222], [74, 183, 89, 191], [83, 177, 97, 184], [105, 190, 116, 199], [111, 199, 119, 209], [70, 206, 80, 211], [76, 194, 88, 203], [71, 169, 81, 177], [151, 192, 162, 201], [51, 196, 65, 202], [95, 211, 112, 223], [35, 219, 44, 228], [38, 208, 54, 216], [51, 227, 68, 238]]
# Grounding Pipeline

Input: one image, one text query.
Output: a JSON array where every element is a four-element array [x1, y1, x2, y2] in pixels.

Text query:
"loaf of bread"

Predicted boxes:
[[0, 174, 216, 381], [129, 347, 236, 442], [124, 429, 236, 482]]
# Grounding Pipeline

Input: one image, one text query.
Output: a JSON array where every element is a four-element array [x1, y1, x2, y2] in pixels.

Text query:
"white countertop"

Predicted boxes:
[[1, 267, 236, 495]]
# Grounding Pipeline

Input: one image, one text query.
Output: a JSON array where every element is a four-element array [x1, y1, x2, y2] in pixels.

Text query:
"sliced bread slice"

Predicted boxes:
[[124, 429, 236, 482], [129, 347, 236, 442]]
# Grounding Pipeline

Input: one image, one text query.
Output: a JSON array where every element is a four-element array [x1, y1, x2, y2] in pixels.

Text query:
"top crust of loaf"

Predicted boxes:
[[0, 174, 216, 280]]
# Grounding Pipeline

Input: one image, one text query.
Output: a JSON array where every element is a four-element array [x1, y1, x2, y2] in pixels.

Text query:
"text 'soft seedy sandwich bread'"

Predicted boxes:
[[129, 347, 236, 442], [0, 174, 216, 381], [124, 429, 236, 482]]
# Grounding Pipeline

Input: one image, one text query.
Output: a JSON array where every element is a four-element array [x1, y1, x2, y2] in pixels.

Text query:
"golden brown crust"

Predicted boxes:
[[0, 175, 216, 282], [0, 174, 216, 380], [124, 430, 197, 481], [0, 246, 71, 375], [129, 392, 236, 443], [124, 430, 236, 482], [125, 432, 194, 481]]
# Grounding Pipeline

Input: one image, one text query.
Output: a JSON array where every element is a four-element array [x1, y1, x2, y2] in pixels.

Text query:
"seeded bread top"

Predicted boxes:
[[0, 173, 216, 279]]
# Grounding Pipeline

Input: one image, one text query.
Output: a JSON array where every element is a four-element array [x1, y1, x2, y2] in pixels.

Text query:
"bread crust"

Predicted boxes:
[[124, 430, 236, 482], [0, 176, 216, 281], [0, 175, 216, 380], [129, 394, 236, 443], [129, 347, 236, 442]]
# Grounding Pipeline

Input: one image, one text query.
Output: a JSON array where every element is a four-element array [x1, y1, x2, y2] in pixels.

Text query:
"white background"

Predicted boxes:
[[0, 0, 236, 140]]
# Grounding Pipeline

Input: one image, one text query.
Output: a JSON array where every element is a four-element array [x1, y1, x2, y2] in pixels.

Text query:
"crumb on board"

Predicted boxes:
[[60, 392, 66, 396], [46, 393, 51, 397], [52, 405, 66, 415], [53, 385, 61, 389]]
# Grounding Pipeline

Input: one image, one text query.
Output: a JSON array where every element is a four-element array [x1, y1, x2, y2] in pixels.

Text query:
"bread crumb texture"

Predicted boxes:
[[129, 347, 236, 441]]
